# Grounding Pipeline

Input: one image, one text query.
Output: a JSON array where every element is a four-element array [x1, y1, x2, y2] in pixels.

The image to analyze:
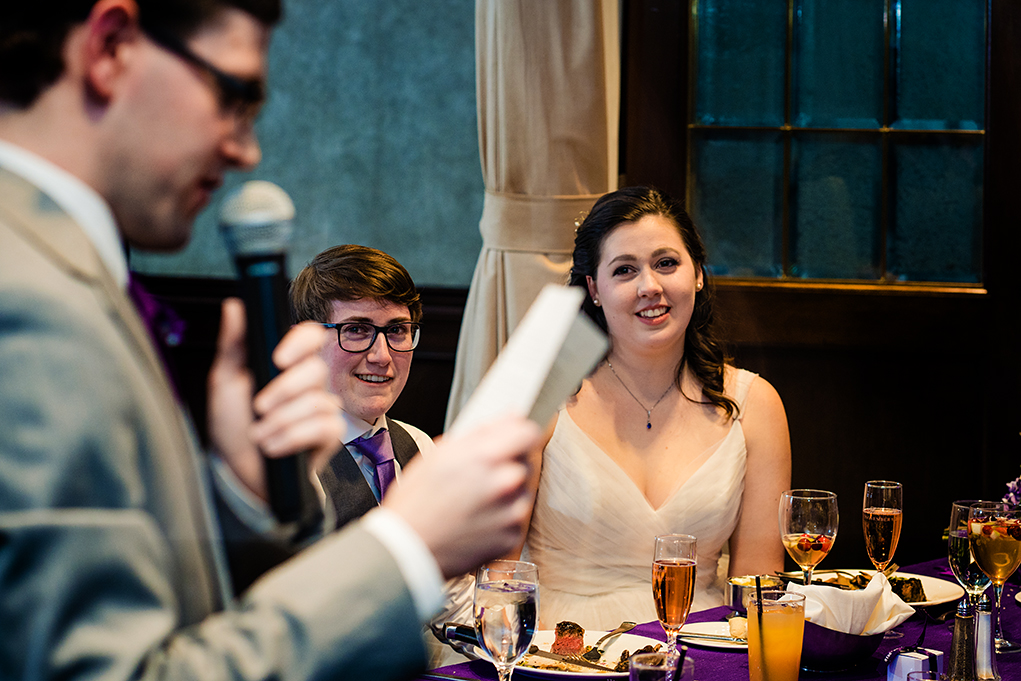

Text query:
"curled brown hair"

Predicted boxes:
[[570, 186, 737, 418]]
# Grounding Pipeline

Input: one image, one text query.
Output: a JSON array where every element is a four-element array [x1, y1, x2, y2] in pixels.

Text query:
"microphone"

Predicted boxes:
[[219, 180, 319, 529]]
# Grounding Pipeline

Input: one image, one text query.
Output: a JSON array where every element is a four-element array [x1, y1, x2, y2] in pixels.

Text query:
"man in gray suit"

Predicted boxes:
[[0, 2, 538, 680]]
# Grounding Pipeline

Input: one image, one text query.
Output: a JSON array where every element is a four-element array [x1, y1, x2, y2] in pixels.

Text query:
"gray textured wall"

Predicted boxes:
[[132, 0, 484, 287]]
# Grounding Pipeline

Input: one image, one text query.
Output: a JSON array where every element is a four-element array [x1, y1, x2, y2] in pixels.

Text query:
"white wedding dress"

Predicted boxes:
[[522, 369, 757, 631]]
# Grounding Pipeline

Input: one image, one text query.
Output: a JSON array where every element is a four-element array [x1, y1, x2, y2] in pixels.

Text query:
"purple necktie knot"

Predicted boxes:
[[352, 429, 397, 498]]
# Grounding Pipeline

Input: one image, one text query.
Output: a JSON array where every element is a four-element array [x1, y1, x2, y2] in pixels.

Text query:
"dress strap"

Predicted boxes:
[[730, 368, 759, 420]]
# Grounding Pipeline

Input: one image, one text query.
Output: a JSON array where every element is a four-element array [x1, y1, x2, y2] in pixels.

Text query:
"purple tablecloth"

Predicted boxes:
[[416, 559, 1021, 680]]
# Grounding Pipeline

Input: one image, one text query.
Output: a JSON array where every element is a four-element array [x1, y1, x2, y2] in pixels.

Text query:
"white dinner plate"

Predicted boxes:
[[677, 621, 746, 650], [810, 569, 965, 607], [516, 630, 662, 678]]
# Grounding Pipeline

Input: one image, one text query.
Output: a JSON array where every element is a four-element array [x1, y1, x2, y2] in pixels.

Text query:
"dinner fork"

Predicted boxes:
[[581, 621, 638, 661]]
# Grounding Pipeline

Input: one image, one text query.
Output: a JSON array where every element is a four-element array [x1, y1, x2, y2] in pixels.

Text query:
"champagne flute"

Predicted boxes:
[[863, 480, 903, 573], [948, 500, 992, 606], [779, 489, 838, 585], [968, 501, 1021, 653], [652, 534, 697, 656], [474, 560, 539, 681]]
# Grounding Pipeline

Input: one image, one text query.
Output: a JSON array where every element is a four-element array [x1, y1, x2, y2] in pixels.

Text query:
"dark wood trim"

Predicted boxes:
[[620, 0, 688, 188]]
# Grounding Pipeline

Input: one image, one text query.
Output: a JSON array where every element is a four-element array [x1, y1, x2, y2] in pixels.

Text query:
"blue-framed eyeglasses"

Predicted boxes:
[[142, 24, 265, 124], [320, 322, 421, 353]]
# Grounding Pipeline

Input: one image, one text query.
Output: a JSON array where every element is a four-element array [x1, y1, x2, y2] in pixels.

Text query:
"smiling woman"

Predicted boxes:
[[516, 186, 793, 631]]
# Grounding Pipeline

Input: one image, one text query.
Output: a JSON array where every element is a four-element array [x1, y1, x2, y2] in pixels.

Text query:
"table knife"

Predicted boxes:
[[525, 646, 618, 672]]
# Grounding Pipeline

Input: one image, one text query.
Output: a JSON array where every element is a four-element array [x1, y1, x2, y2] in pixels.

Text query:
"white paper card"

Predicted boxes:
[[448, 285, 607, 436]]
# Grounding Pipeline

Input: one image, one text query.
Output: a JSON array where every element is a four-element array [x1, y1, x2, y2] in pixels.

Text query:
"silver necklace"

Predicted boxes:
[[605, 359, 674, 430]]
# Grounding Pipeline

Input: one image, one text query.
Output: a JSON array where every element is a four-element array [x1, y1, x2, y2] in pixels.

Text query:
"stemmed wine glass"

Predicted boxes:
[[474, 560, 539, 681], [968, 501, 1021, 653], [947, 500, 992, 606], [863, 480, 903, 573], [779, 489, 838, 585], [652, 534, 697, 656]]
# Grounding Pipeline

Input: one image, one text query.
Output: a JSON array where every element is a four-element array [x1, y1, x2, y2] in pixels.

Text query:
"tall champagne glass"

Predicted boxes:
[[779, 490, 838, 585], [968, 501, 1021, 653], [652, 534, 697, 655], [863, 480, 903, 573], [948, 500, 992, 605], [474, 560, 539, 681]]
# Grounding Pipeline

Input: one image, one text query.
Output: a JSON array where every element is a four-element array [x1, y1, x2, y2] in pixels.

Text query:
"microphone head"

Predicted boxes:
[[219, 180, 295, 256]]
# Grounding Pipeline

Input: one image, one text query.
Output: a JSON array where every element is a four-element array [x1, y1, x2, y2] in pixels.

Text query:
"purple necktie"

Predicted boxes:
[[126, 274, 186, 400], [352, 429, 397, 499]]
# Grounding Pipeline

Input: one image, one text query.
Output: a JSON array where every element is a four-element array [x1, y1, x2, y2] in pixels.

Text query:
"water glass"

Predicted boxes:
[[474, 560, 539, 681]]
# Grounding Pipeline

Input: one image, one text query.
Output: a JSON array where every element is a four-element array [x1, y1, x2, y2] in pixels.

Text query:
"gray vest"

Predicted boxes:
[[320, 417, 421, 529]]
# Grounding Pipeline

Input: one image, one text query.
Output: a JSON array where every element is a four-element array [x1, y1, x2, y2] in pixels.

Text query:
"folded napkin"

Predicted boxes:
[[786, 573, 915, 635]]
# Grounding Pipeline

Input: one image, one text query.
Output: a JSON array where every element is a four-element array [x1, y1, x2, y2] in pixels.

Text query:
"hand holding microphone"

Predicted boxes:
[[216, 181, 330, 529]]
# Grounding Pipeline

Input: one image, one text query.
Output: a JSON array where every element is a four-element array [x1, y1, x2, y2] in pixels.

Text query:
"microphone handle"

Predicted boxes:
[[236, 254, 320, 527]]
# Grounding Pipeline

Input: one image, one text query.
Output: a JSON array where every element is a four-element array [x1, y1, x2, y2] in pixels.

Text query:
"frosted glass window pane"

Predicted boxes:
[[695, 0, 786, 126], [690, 131, 784, 277], [892, 0, 985, 130], [793, 0, 884, 129], [791, 134, 882, 279], [888, 139, 983, 282]]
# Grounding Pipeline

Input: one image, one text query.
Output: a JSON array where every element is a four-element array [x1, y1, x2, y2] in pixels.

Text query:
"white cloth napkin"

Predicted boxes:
[[786, 573, 915, 635]]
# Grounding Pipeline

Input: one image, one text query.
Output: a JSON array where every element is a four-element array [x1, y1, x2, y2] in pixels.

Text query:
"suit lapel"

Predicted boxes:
[[0, 169, 168, 392]]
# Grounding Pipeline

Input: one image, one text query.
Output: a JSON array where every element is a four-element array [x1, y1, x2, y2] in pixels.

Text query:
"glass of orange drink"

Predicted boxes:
[[747, 591, 806, 681]]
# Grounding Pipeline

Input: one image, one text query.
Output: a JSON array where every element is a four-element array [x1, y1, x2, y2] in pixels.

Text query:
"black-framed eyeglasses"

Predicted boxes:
[[320, 322, 421, 353], [142, 25, 265, 124]]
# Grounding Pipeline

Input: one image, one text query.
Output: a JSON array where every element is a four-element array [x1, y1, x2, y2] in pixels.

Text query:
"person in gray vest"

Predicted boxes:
[[291, 244, 431, 524], [291, 244, 475, 667]]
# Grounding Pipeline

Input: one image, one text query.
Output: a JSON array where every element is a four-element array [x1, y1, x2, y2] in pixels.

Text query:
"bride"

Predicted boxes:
[[520, 186, 791, 630]]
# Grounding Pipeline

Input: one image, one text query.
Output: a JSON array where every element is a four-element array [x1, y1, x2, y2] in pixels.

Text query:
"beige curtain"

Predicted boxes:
[[445, 0, 621, 427]]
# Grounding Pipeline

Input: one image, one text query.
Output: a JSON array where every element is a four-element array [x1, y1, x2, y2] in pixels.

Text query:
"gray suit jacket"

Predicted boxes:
[[0, 167, 427, 680]]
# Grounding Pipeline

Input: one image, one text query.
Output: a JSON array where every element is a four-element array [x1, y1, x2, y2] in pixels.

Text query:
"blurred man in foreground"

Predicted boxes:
[[0, 2, 538, 680]]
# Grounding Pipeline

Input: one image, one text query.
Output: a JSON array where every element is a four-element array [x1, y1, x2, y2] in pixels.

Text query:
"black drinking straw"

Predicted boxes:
[[673, 644, 688, 680]]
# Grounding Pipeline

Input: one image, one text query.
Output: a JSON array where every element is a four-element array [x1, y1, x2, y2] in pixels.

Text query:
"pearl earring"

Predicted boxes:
[[593, 298, 601, 306]]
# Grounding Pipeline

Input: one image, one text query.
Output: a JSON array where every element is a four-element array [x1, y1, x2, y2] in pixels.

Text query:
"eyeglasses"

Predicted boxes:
[[143, 25, 265, 125], [320, 322, 421, 353]]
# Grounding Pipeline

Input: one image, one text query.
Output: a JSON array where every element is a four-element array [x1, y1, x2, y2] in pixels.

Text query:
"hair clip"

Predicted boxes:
[[573, 211, 589, 231]]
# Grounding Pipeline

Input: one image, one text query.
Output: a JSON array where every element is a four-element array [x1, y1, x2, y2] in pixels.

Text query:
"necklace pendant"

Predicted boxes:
[[646, 421, 652, 430]]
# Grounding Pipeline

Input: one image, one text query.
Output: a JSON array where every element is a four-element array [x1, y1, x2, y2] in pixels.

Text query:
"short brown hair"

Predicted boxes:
[[0, 0, 282, 108], [290, 245, 422, 324]]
